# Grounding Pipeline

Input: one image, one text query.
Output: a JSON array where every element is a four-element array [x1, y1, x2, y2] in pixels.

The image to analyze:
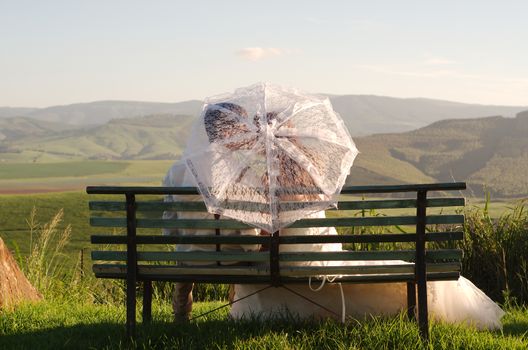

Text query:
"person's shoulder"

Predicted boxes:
[[163, 161, 187, 186], [163, 160, 198, 187]]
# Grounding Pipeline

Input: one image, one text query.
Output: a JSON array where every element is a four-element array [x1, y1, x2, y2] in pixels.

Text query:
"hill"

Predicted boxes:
[[1, 96, 526, 135], [0, 107, 38, 118], [349, 111, 528, 197], [330, 95, 526, 135], [0, 117, 79, 142], [21, 100, 202, 125], [0, 114, 195, 161]]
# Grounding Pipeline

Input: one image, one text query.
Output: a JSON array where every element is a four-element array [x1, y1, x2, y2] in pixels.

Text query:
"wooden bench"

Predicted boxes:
[[87, 182, 466, 339]]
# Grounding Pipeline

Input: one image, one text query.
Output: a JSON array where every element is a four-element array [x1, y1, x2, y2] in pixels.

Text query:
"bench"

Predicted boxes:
[[87, 182, 466, 339]]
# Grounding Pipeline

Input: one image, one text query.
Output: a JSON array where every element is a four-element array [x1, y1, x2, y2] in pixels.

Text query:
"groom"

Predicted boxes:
[[163, 102, 259, 322]]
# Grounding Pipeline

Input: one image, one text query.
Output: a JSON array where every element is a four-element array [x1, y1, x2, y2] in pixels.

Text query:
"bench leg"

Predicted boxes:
[[417, 278, 429, 340], [126, 279, 136, 338], [143, 280, 152, 323], [406, 282, 416, 320]]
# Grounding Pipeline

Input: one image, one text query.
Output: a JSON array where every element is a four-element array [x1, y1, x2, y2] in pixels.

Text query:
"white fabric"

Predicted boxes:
[[162, 161, 259, 258], [230, 212, 505, 330]]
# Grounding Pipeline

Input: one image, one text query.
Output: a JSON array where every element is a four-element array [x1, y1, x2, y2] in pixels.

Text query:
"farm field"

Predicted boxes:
[[0, 160, 174, 193]]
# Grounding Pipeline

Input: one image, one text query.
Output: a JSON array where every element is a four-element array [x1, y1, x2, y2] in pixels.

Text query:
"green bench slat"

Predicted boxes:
[[426, 215, 464, 225], [88, 197, 465, 212], [280, 249, 461, 262], [92, 260, 460, 283], [426, 198, 465, 208], [89, 215, 464, 229], [91, 249, 462, 262], [87, 182, 466, 195], [90, 231, 463, 245], [92, 270, 460, 283], [92, 251, 269, 262], [426, 231, 463, 241], [92, 262, 460, 279], [91, 234, 269, 245]]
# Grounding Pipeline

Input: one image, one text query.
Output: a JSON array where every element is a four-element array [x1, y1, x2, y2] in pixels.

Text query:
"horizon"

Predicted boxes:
[[2, 92, 528, 110], [1, 1, 527, 107]]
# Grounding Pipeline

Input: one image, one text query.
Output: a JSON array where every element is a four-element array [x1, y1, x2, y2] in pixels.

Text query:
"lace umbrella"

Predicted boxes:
[[183, 82, 358, 232]]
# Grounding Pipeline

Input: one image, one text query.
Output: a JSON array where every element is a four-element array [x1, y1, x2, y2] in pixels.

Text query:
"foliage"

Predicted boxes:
[[19, 207, 72, 295], [461, 198, 528, 304]]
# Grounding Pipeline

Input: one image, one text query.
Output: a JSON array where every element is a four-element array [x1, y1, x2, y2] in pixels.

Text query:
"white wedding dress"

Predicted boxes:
[[230, 211, 505, 330]]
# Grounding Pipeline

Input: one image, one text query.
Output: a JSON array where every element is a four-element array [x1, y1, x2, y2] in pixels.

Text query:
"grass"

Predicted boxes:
[[0, 198, 527, 348], [1, 300, 527, 349], [0, 191, 94, 265], [0, 160, 174, 193], [0, 161, 129, 179]]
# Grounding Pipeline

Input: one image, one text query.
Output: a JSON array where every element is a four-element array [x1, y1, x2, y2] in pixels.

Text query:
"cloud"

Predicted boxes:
[[236, 47, 284, 61]]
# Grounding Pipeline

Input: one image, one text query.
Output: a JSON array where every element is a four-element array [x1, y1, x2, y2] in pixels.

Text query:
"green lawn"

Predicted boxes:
[[1, 300, 527, 349]]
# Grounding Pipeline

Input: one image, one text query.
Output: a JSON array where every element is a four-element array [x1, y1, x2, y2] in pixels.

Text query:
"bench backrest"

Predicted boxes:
[[88, 182, 466, 284]]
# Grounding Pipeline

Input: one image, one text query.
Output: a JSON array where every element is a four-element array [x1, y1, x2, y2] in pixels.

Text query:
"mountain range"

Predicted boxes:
[[2, 96, 526, 135], [1, 96, 527, 197]]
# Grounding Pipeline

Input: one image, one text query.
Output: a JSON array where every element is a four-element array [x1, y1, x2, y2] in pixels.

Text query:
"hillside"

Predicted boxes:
[[0, 117, 79, 142], [1, 111, 528, 197], [350, 111, 528, 197], [0, 107, 38, 118], [1, 114, 195, 161], [1, 96, 526, 135]]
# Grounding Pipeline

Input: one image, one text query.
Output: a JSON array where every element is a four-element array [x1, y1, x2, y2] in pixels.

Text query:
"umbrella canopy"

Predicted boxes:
[[183, 83, 358, 232]]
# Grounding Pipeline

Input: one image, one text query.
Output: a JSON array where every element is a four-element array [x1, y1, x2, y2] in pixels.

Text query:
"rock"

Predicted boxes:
[[0, 237, 42, 309]]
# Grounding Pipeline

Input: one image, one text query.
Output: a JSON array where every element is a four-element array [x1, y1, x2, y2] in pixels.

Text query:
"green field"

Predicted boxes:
[[0, 161, 129, 179], [0, 160, 174, 193]]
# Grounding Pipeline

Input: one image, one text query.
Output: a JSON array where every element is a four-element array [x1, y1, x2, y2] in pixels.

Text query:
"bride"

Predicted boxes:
[[229, 212, 505, 330], [179, 87, 504, 329]]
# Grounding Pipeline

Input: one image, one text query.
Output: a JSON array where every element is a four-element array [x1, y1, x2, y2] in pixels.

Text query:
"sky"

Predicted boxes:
[[1, 0, 527, 107]]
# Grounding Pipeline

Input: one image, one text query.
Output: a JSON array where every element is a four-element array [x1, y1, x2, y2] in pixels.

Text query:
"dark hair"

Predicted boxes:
[[204, 102, 249, 143]]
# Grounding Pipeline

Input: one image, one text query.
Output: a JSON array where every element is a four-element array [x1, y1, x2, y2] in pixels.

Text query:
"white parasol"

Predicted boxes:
[[183, 82, 358, 232]]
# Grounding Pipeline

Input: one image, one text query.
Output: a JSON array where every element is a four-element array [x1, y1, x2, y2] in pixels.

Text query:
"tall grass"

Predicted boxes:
[[462, 198, 528, 304], [11, 208, 126, 304], [333, 198, 528, 305], [16, 207, 74, 297]]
